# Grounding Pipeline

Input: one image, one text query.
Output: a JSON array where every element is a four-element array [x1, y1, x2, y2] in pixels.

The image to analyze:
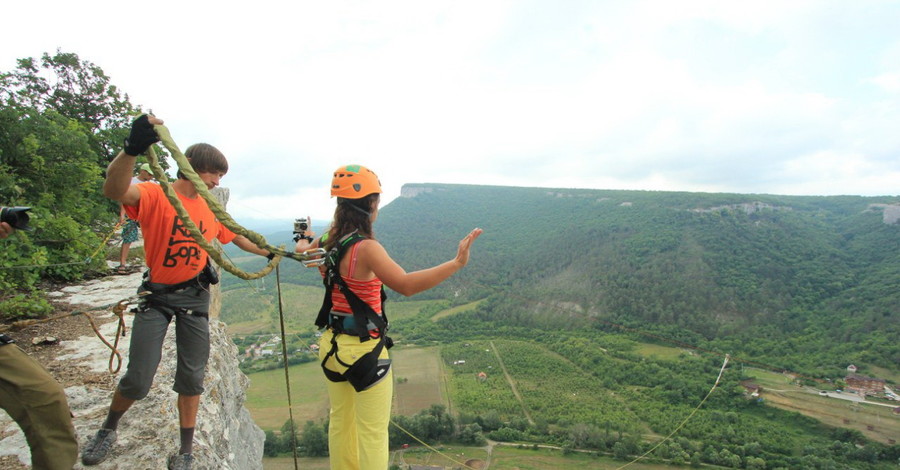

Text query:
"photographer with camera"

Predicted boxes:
[[0, 212, 79, 470], [0, 206, 31, 235], [295, 165, 482, 470], [81, 115, 274, 470]]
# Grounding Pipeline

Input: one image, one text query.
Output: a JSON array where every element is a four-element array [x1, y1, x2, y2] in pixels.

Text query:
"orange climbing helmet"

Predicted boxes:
[[331, 164, 382, 199]]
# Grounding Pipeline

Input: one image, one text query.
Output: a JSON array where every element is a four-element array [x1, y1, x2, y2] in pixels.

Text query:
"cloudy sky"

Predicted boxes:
[[3, 1, 900, 223]]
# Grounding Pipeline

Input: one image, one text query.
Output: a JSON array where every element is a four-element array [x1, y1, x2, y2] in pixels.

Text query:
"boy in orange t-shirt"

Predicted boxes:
[[81, 115, 274, 470]]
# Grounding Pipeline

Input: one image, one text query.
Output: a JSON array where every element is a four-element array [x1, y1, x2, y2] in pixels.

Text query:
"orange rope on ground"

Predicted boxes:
[[1, 297, 137, 374], [82, 299, 132, 374]]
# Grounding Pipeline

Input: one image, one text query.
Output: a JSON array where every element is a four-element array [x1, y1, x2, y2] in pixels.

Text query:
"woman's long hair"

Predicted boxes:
[[324, 193, 379, 250]]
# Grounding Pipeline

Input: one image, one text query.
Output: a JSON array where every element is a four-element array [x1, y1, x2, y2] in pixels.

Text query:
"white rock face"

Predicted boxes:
[[881, 204, 900, 225], [1, 269, 264, 469]]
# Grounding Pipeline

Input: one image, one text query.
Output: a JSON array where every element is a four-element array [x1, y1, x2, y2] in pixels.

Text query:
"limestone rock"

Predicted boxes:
[[1, 270, 264, 469]]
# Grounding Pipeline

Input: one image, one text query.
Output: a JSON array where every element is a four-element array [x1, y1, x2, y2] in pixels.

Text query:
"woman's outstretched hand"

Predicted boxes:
[[455, 228, 483, 267]]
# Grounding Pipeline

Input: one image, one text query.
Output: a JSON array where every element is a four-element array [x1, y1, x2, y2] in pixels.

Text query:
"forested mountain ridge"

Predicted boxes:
[[373, 183, 900, 375]]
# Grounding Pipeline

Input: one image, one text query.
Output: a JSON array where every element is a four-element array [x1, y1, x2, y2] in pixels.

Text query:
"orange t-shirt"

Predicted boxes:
[[124, 182, 235, 285]]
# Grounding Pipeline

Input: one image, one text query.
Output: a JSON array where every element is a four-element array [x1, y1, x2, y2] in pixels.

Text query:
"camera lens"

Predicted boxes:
[[0, 206, 31, 230]]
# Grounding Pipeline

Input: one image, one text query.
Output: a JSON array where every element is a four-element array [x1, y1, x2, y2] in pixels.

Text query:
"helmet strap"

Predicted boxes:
[[338, 197, 371, 217]]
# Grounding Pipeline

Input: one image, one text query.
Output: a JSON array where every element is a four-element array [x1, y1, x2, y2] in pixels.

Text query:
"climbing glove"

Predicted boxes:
[[124, 115, 160, 156]]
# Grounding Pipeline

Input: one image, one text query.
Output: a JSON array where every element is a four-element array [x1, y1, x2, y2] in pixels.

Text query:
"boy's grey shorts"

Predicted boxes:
[[118, 286, 210, 399]]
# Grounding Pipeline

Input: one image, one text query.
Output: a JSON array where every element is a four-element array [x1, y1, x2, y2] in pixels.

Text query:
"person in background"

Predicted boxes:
[[294, 164, 482, 470], [116, 163, 155, 274], [81, 115, 275, 470], [0, 220, 79, 470]]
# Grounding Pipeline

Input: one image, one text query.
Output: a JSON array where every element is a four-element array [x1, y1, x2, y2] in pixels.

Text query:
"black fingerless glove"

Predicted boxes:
[[266, 252, 276, 260], [123, 115, 160, 156]]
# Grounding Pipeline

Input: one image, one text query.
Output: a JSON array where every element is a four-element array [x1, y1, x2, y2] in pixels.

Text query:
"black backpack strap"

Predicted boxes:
[[315, 232, 365, 329], [314, 232, 388, 339]]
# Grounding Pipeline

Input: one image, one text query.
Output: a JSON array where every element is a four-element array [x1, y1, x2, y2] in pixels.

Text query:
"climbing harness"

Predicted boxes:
[[316, 231, 393, 392], [129, 259, 219, 322]]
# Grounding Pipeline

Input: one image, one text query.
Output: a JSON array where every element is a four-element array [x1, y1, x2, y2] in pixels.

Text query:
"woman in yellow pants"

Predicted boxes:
[[296, 165, 482, 469]]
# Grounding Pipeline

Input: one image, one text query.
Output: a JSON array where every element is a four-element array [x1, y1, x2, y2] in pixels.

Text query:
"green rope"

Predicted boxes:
[[274, 264, 300, 470], [142, 123, 313, 280]]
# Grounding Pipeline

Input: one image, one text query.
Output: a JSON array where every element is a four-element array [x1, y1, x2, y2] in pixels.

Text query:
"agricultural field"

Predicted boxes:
[[632, 343, 691, 361], [442, 340, 645, 433], [388, 298, 441, 321], [394, 445, 489, 469], [391, 346, 448, 416], [744, 368, 900, 445], [263, 444, 682, 470], [430, 299, 486, 322], [866, 364, 900, 384], [246, 346, 446, 430], [741, 367, 797, 389], [222, 284, 321, 335], [487, 445, 680, 470], [262, 456, 329, 469], [761, 390, 900, 445], [244, 360, 329, 429]]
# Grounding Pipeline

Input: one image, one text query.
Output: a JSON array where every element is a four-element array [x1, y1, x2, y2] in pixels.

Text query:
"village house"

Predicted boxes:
[[740, 381, 761, 397]]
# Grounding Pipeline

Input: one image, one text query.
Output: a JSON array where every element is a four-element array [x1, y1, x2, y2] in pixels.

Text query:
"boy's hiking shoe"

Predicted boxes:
[[168, 452, 194, 470], [81, 428, 117, 465]]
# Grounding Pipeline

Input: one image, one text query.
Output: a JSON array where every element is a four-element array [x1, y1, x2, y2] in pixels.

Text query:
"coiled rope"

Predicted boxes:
[[143, 122, 316, 280], [0, 296, 142, 374]]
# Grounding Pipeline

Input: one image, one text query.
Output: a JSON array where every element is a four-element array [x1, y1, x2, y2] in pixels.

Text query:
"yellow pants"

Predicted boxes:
[[319, 329, 393, 470], [0, 343, 78, 470]]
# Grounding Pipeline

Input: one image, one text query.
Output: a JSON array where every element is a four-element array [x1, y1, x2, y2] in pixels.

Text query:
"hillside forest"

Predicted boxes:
[[2, 51, 899, 469], [224, 184, 900, 469]]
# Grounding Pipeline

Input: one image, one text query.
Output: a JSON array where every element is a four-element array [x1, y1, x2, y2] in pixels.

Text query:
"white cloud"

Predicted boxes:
[[3, 0, 900, 221], [869, 71, 900, 93]]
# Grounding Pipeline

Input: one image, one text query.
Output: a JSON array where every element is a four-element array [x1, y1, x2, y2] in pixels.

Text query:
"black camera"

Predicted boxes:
[[293, 217, 310, 242], [0, 206, 32, 231]]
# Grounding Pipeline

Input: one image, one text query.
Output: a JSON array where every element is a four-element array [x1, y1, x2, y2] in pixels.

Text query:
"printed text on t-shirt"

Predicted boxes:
[[164, 216, 209, 267]]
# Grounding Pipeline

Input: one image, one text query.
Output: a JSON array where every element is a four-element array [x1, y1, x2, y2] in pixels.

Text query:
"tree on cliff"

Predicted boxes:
[[0, 50, 150, 318]]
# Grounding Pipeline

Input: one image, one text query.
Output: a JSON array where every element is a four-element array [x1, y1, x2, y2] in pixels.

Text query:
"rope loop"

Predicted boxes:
[[143, 122, 319, 280]]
